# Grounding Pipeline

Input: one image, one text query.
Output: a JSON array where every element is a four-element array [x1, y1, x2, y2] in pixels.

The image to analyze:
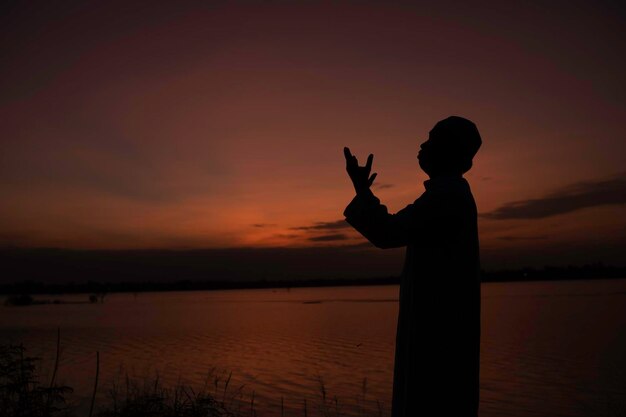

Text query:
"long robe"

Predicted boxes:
[[344, 176, 480, 417]]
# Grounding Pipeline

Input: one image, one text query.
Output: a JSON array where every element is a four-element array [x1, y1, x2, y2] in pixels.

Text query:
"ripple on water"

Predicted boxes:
[[2, 282, 626, 416]]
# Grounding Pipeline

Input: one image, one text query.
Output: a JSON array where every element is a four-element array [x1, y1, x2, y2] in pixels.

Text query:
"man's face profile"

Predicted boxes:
[[417, 116, 482, 177], [417, 131, 443, 176]]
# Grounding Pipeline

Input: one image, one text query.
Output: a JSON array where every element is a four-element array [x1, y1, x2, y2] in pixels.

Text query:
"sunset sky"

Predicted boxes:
[[1, 1, 625, 272]]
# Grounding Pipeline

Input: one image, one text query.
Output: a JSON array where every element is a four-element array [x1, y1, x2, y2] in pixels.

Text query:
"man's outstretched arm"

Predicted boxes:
[[343, 147, 422, 249], [344, 188, 418, 249]]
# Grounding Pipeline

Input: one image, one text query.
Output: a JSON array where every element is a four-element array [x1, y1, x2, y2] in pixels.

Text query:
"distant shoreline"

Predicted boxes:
[[2, 265, 626, 296]]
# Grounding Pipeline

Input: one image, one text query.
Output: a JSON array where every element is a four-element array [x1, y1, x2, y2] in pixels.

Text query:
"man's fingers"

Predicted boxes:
[[365, 154, 373, 171], [343, 147, 352, 161], [344, 147, 360, 169], [368, 172, 377, 185]]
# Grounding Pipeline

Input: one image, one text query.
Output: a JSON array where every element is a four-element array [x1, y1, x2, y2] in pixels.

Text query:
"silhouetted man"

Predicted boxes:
[[343, 116, 482, 417]]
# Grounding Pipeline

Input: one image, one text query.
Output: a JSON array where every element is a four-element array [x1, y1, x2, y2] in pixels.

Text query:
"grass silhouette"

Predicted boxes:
[[0, 340, 385, 417]]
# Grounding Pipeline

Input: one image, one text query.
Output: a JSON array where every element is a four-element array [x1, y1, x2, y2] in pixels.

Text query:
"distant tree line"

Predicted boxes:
[[0, 263, 624, 295], [480, 262, 626, 282]]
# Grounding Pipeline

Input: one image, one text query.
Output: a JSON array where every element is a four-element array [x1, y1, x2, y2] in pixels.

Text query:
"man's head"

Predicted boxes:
[[417, 116, 482, 177]]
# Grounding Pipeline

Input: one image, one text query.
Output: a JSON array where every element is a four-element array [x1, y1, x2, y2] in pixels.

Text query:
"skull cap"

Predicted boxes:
[[430, 116, 482, 160]]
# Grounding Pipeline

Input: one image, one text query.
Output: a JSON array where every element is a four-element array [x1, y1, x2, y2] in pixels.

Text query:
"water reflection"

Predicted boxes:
[[1, 281, 626, 416]]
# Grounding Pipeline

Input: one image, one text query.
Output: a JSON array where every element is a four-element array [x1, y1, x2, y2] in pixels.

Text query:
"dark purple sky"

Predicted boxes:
[[1, 1, 625, 271]]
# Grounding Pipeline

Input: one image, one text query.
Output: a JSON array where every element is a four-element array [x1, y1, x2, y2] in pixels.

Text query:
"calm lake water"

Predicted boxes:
[[2, 280, 626, 416]]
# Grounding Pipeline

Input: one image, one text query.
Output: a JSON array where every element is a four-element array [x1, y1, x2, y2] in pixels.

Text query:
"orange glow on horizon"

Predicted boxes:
[[0, 2, 624, 268]]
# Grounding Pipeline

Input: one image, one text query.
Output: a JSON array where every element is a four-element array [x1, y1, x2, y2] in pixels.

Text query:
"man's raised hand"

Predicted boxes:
[[344, 147, 377, 195]]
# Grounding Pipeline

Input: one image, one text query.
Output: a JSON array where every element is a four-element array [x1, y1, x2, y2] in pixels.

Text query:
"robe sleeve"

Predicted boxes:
[[343, 188, 431, 249]]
